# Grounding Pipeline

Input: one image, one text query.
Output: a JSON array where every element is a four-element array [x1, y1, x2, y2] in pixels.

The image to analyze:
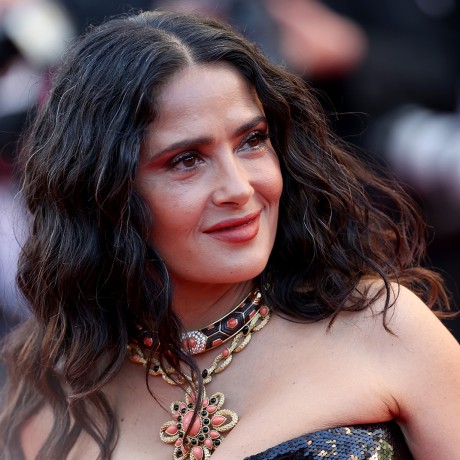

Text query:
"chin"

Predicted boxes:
[[208, 261, 268, 285]]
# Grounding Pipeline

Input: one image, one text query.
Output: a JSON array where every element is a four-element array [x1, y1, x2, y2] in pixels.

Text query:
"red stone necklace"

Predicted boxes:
[[130, 288, 262, 355], [127, 288, 270, 460]]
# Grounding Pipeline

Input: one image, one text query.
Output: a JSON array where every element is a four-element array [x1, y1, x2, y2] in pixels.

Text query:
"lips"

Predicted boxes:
[[203, 211, 261, 243]]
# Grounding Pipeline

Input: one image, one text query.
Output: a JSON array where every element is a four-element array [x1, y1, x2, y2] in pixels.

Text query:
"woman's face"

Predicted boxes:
[[136, 63, 283, 287]]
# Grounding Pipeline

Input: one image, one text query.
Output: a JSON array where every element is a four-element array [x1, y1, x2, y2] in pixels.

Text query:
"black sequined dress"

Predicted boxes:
[[245, 422, 413, 459]]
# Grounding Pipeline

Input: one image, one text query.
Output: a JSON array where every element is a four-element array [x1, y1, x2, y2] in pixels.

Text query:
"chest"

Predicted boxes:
[[91, 328, 393, 460]]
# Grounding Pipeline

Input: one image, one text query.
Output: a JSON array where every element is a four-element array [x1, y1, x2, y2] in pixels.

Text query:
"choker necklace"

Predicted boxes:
[[127, 288, 270, 460], [131, 288, 262, 355]]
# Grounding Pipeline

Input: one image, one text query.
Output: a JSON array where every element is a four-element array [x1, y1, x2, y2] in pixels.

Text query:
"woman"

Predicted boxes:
[[1, 10, 459, 460]]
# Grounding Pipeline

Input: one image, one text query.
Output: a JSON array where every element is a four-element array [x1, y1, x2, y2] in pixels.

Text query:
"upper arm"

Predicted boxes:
[[378, 285, 460, 459]]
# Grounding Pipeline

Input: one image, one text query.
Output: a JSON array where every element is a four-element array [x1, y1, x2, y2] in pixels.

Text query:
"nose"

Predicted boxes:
[[212, 153, 254, 206]]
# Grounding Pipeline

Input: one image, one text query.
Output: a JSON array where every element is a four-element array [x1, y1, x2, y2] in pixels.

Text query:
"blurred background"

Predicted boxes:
[[1, 0, 459, 340]]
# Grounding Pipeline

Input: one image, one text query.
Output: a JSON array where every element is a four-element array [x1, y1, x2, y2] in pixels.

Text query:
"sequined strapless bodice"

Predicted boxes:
[[245, 422, 413, 459]]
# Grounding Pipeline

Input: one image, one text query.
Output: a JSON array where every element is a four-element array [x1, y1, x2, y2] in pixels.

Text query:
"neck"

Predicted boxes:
[[171, 279, 256, 331]]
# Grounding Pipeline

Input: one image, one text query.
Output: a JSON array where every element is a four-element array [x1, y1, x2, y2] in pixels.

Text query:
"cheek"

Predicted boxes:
[[146, 187, 206, 242], [273, 169, 284, 202], [261, 160, 283, 204]]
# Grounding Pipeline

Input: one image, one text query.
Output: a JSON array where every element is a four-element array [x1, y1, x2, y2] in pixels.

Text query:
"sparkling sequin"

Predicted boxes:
[[244, 423, 413, 460]]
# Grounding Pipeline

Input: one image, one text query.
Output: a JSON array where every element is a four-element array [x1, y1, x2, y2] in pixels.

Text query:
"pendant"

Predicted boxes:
[[160, 387, 238, 460]]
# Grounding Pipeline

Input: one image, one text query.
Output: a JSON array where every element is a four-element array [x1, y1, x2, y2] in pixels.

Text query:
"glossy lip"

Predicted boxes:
[[203, 211, 261, 243]]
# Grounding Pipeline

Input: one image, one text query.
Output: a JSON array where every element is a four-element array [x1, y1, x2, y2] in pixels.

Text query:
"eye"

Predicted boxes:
[[180, 155, 197, 168], [170, 152, 203, 170], [242, 131, 269, 150]]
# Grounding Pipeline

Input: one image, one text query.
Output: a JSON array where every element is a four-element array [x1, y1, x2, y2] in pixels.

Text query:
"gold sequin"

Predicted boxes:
[[245, 422, 413, 459]]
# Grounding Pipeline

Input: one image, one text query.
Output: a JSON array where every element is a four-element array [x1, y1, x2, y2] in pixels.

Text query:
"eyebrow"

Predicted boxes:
[[150, 115, 267, 159]]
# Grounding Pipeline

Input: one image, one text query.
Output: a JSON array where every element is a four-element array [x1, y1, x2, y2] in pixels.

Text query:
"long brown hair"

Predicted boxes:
[[0, 11, 450, 459]]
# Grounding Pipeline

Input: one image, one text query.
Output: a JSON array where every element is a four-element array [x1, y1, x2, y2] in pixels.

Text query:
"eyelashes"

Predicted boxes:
[[243, 131, 270, 149], [170, 152, 203, 170], [169, 129, 271, 172]]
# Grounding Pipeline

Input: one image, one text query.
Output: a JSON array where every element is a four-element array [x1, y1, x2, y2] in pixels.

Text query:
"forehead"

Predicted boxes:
[[153, 63, 263, 122]]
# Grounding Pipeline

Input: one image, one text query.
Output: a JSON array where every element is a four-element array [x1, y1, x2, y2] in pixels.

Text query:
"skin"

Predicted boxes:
[[23, 284, 460, 459], [21, 64, 460, 459], [135, 63, 283, 329]]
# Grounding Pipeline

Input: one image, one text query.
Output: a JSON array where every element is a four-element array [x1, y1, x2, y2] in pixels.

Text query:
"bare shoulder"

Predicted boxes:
[[274, 280, 458, 365], [355, 280, 459, 351], [350, 281, 460, 459], [342, 280, 460, 388]]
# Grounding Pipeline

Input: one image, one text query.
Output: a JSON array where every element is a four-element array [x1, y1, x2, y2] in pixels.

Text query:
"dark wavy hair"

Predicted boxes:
[[0, 10, 449, 459]]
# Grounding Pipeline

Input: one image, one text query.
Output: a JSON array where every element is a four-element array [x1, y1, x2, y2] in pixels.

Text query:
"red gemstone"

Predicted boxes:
[[226, 318, 238, 329], [166, 425, 178, 435], [192, 447, 203, 460], [204, 438, 213, 449], [183, 412, 201, 437], [209, 430, 220, 439], [184, 337, 197, 350], [143, 337, 153, 347], [211, 415, 226, 427], [207, 405, 217, 414]]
